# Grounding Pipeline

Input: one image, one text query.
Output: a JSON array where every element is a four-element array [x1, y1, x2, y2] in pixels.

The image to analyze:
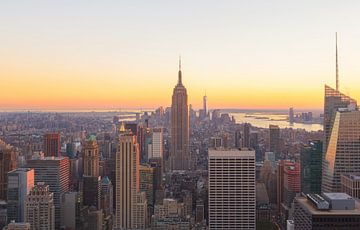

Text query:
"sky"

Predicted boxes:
[[1, 0, 360, 111]]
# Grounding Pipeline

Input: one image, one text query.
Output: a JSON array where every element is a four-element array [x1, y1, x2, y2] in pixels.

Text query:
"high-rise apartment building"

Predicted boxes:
[[82, 136, 100, 177], [26, 156, 70, 229], [170, 59, 190, 171], [301, 140, 322, 194], [0, 140, 17, 200], [43, 133, 60, 157], [322, 109, 360, 192], [269, 125, 281, 159], [7, 168, 34, 223], [25, 182, 55, 230], [114, 126, 147, 229], [208, 149, 256, 229]]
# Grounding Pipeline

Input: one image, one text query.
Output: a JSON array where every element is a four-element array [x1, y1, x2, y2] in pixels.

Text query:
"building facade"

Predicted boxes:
[[114, 127, 146, 229], [25, 183, 55, 230], [301, 140, 322, 194], [82, 136, 100, 177], [208, 149, 256, 229], [322, 109, 360, 192], [26, 156, 70, 229], [269, 125, 281, 159], [7, 168, 34, 223], [0, 140, 17, 200], [43, 133, 60, 157]]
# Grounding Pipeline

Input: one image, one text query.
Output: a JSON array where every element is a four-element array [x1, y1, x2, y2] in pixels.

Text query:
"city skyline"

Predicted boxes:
[[2, 1, 360, 110]]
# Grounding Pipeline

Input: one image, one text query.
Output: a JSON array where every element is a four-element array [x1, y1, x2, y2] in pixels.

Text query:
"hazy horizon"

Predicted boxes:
[[2, 1, 360, 110]]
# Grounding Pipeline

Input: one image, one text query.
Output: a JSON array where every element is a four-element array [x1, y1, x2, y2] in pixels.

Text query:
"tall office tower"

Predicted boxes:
[[203, 93, 207, 116], [294, 193, 360, 230], [208, 149, 256, 229], [61, 191, 81, 230], [277, 160, 290, 213], [170, 58, 190, 171], [149, 159, 162, 190], [25, 182, 55, 230], [322, 108, 360, 193], [26, 156, 70, 229], [139, 165, 154, 214], [43, 132, 60, 157], [114, 127, 146, 229], [235, 130, 242, 148], [283, 162, 300, 207], [289, 107, 294, 123], [0, 140, 17, 201], [82, 176, 101, 209], [269, 125, 281, 159], [82, 135, 100, 177], [243, 123, 251, 148], [7, 168, 34, 223], [143, 128, 152, 162], [323, 85, 357, 152], [151, 128, 163, 159], [101, 176, 113, 218], [301, 140, 322, 194]]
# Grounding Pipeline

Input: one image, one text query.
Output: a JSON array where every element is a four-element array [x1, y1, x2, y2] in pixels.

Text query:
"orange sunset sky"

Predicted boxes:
[[1, 1, 360, 111]]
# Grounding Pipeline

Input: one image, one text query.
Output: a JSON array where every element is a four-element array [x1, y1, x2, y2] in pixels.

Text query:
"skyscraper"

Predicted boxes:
[[323, 85, 357, 152], [139, 165, 154, 215], [283, 162, 300, 207], [322, 108, 360, 193], [82, 135, 100, 177], [43, 133, 61, 157], [0, 140, 17, 200], [7, 168, 34, 223], [114, 126, 147, 229], [26, 156, 70, 229], [289, 107, 294, 124], [301, 140, 322, 194], [151, 128, 163, 159], [208, 149, 256, 229], [170, 58, 190, 171], [243, 123, 251, 148], [203, 93, 207, 116], [269, 125, 281, 159], [25, 182, 55, 230]]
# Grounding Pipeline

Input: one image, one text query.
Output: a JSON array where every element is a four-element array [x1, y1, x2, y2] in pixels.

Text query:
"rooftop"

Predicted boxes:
[[208, 148, 255, 158], [296, 196, 360, 216], [323, 192, 353, 201], [342, 173, 360, 181]]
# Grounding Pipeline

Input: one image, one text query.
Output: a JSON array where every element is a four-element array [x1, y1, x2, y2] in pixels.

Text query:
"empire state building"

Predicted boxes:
[[170, 59, 190, 170]]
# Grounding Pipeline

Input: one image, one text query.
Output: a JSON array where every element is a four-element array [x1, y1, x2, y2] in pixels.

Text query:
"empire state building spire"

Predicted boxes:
[[178, 56, 182, 84]]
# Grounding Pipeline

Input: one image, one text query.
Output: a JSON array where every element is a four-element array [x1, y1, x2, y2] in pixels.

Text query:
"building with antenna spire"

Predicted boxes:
[[322, 33, 360, 193], [336, 32, 339, 91], [170, 57, 190, 171]]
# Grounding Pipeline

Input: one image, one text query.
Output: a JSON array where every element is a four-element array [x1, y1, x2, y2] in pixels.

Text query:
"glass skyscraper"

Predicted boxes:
[[301, 140, 322, 194]]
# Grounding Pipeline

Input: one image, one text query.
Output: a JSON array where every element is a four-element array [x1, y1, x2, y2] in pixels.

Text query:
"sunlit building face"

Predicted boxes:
[[322, 109, 360, 193]]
